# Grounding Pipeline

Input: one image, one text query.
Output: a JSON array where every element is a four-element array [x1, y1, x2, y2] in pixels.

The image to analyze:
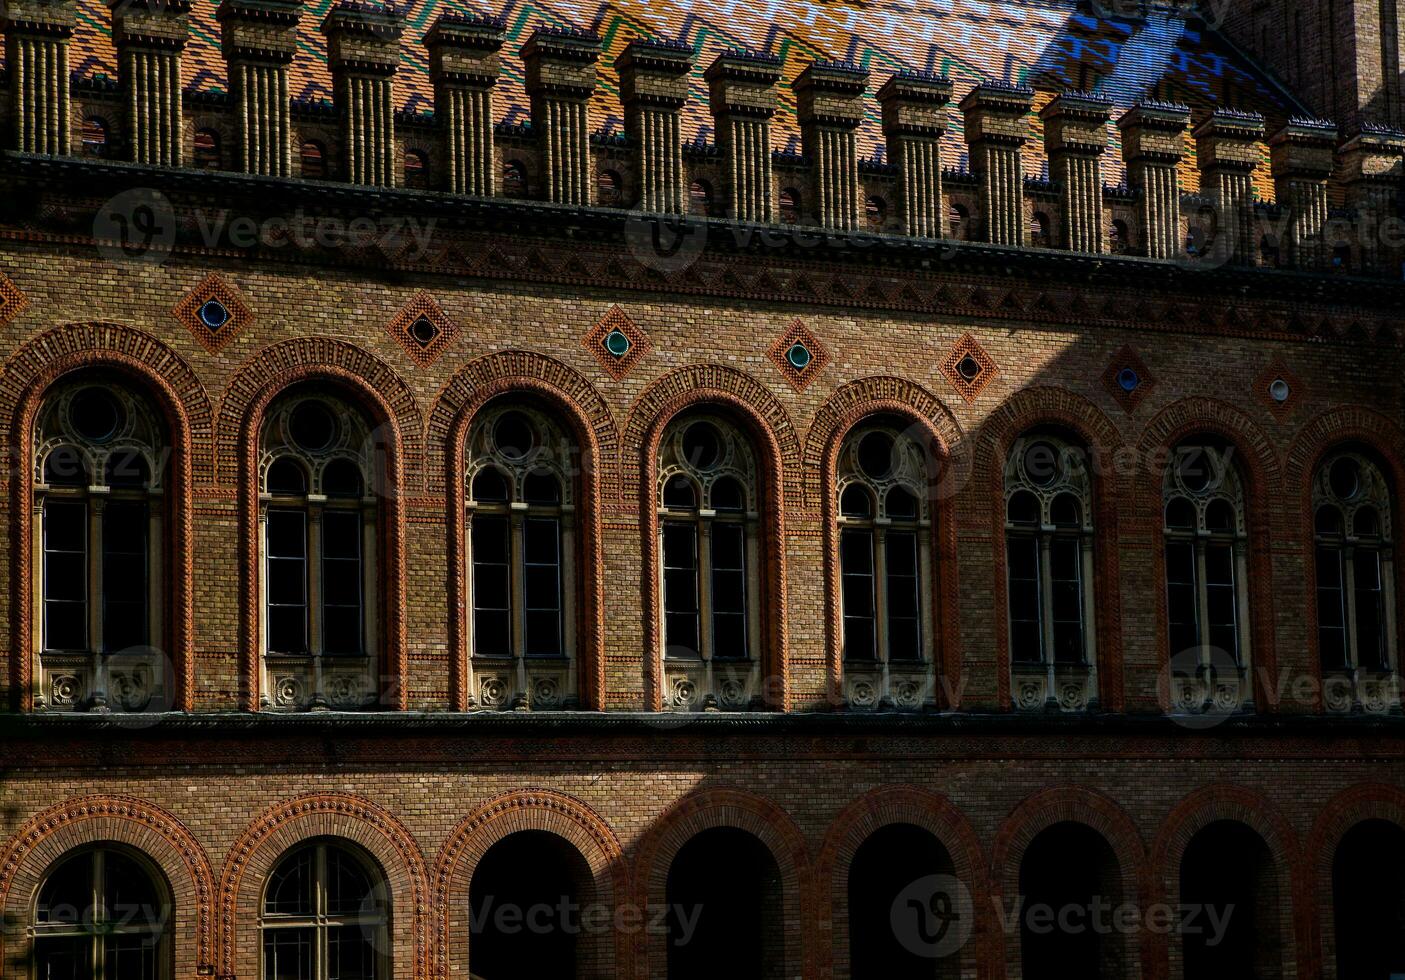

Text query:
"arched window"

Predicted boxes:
[[1110, 219, 1129, 255], [465, 403, 577, 710], [300, 141, 326, 179], [837, 421, 935, 710], [81, 117, 109, 158], [260, 390, 378, 710], [689, 179, 713, 216], [1163, 442, 1252, 712], [947, 202, 968, 240], [31, 845, 170, 979], [34, 380, 166, 712], [260, 840, 388, 980], [864, 195, 886, 232], [658, 413, 761, 710], [778, 188, 801, 224], [1030, 211, 1051, 248], [194, 128, 222, 169], [596, 168, 622, 206], [403, 149, 428, 189], [1004, 432, 1097, 710], [503, 160, 528, 198], [1314, 450, 1397, 710]]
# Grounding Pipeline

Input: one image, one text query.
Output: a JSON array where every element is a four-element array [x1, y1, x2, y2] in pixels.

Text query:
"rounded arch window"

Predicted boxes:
[[81, 117, 109, 158], [1110, 219, 1129, 254], [194, 128, 222, 169], [689, 180, 713, 216], [597, 168, 622, 206], [1313, 448, 1395, 680], [778, 188, 801, 224], [503, 160, 528, 198], [300, 140, 326, 179], [1162, 441, 1250, 675], [865, 195, 886, 232], [465, 402, 577, 684], [403, 148, 429, 189], [260, 839, 389, 979], [32, 844, 171, 979], [1030, 211, 1051, 248], [948, 203, 969, 240], [837, 420, 933, 668]]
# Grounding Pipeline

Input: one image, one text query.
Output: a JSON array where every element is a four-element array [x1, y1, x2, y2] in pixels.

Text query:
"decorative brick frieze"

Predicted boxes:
[[877, 71, 952, 239], [522, 27, 601, 206], [616, 39, 693, 214], [1118, 101, 1190, 259], [1040, 91, 1113, 253], [424, 12, 504, 197], [959, 81, 1033, 246], [705, 52, 782, 222]]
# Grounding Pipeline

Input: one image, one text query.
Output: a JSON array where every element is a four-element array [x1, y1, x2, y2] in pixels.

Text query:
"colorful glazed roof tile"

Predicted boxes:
[[49, 0, 1305, 196]]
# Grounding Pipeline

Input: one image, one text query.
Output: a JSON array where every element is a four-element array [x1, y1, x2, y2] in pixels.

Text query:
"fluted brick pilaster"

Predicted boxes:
[[1269, 118, 1338, 268], [795, 60, 868, 231], [322, 0, 403, 187], [522, 27, 600, 206], [616, 39, 692, 214], [1117, 101, 1190, 259], [959, 82, 1033, 246], [877, 72, 952, 238], [1338, 124, 1405, 270], [217, 0, 302, 177], [424, 13, 503, 196], [109, 0, 190, 167], [1040, 91, 1112, 253], [1193, 108, 1265, 265], [2, 0, 77, 155], [705, 52, 782, 223]]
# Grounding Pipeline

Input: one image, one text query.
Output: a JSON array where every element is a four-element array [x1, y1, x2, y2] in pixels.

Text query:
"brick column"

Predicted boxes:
[[705, 52, 782, 223], [322, 0, 403, 187], [1338, 124, 1405, 270], [794, 60, 868, 231], [1, 0, 76, 155], [1193, 108, 1265, 265], [616, 39, 692, 214], [109, 0, 190, 166], [522, 27, 600, 206], [1040, 91, 1112, 253], [423, 12, 503, 196], [877, 71, 951, 238], [1269, 117, 1337, 269], [217, 0, 301, 176], [959, 81, 1033, 246], [1117, 102, 1189, 259]]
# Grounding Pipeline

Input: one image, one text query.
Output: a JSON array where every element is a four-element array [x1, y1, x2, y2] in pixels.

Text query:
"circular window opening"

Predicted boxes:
[[786, 342, 812, 371], [1268, 378, 1290, 403], [956, 355, 983, 382], [1116, 367, 1140, 392], [493, 412, 535, 461], [199, 299, 230, 331], [1329, 457, 1361, 500], [681, 422, 723, 470], [70, 388, 123, 444], [1175, 447, 1215, 494], [1022, 441, 1061, 487], [857, 431, 895, 480], [603, 328, 632, 358], [289, 400, 337, 453], [409, 316, 439, 348]]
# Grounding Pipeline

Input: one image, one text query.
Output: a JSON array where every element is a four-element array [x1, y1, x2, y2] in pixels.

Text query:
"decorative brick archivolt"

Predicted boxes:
[[217, 339, 420, 710], [817, 786, 990, 980], [0, 323, 209, 711], [632, 787, 814, 980], [217, 793, 430, 979], [1148, 783, 1303, 980], [1283, 407, 1405, 712], [0, 796, 215, 978], [804, 379, 967, 704], [972, 387, 1127, 709], [1307, 783, 1405, 979], [430, 789, 626, 978], [1134, 398, 1282, 708], [990, 785, 1147, 980], [625, 367, 797, 710], [427, 351, 617, 710]]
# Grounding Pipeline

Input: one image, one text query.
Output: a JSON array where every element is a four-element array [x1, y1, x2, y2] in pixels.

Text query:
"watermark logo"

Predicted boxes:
[[94, 188, 177, 266], [891, 874, 974, 959], [624, 213, 708, 274]]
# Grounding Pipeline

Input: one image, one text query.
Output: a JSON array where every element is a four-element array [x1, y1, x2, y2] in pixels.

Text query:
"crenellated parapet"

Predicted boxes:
[[877, 71, 952, 239], [1192, 108, 1265, 265], [616, 39, 692, 214], [1269, 117, 1337, 269], [794, 60, 868, 231], [2, 0, 76, 155], [1040, 91, 1112, 253], [322, 0, 403, 187], [706, 51, 782, 223], [522, 27, 600, 206], [1117, 101, 1190, 259], [424, 13, 504, 197], [959, 81, 1033, 246]]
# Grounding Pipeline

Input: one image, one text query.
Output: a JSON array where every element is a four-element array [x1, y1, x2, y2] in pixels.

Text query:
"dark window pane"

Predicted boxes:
[[843, 617, 876, 662], [886, 530, 922, 661], [523, 471, 560, 505], [1355, 549, 1387, 670], [267, 607, 307, 654], [840, 483, 872, 519], [472, 467, 509, 503], [44, 500, 88, 651], [44, 445, 90, 487], [267, 510, 307, 559], [662, 475, 696, 509], [263, 927, 315, 980], [888, 617, 920, 663], [1166, 540, 1199, 656], [474, 610, 511, 657], [327, 849, 376, 915], [1316, 546, 1348, 669], [663, 522, 700, 658], [266, 457, 307, 495], [103, 931, 159, 980], [1006, 536, 1041, 663], [710, 525, 747, 659], [266, 509, 308, 653], [322, 560, 361, 607], [841, 529, 877, 660], [711, 476, 744, 512], [524, 518, 559, 565], [264, 849, 314, 915], [323, 607, 362, 655], [472, 515, 509, 563], [322, 511, 361, 560], [268, 560, 306, 605], [472, 517, 511, 657], [526, 610, 562, 657], [713, 612, 747, 659], [328, 924, 378, 980], [103, 503, 150, 652], [37, 852, 91, 923], [1050, 538, 1085, 664], [322, 459, 362, 498], [34, 936, 88, 980]]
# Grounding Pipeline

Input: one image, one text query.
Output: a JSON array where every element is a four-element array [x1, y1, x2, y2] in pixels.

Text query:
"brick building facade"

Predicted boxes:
[[1, 0, 1405, 977]]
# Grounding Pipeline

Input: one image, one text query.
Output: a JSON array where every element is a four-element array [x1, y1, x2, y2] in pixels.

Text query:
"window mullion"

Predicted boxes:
[[1038, 534, 1054, 668], [307, 504, 324, 657], [1344, 545, 1360, 671], [89, 494, 104, 657], [873, 526, 890, 669], [1195, 538, 1210, 667], [698, 518, 715, 663], [510, 507, 527, 694]]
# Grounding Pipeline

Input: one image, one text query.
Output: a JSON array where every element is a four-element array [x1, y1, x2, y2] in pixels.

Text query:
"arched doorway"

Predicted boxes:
[[1333, 819, 1405, 979], [1180, 820, 1281, 979], [1019, 822, 1126, 979], [848, 823, 958, 979], [470, 830, 592, 979], [665, 827, 782, 979]]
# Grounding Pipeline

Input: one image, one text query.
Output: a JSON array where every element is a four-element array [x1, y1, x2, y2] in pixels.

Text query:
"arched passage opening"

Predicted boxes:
[[1332, 818, 1405, 980], [665, 826, 782, 979], [849, 823, 958, 979], [1019, 821, 1126, 979], [469, 830, 593, 979], [1180, 820, 1281, 979]]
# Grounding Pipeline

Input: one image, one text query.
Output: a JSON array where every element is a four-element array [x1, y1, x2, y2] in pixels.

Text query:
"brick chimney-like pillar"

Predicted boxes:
[[705, 52, 782, 223], [2, 0, 76, 155], [959, 82, 1033, 246], [322, 0, 403, 187], [877, 72, 951, 238], [794, 60, 868, 231], [1041, 91, 1112, 253], [616, 39, 692, 214], [424, 13, 503, 196], [522, 28, 600, 206], [1338, 125, 1405, 270], [1193, 108, 1265, 265], [109, 0, 190, 166], [1117, 102, 1189, 259], [218, 0, 301, 176], [1269, 118, 1337, 269]]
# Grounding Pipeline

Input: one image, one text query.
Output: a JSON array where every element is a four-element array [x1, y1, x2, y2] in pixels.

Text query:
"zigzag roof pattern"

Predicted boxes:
[[51, 0, 1303, 195]]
